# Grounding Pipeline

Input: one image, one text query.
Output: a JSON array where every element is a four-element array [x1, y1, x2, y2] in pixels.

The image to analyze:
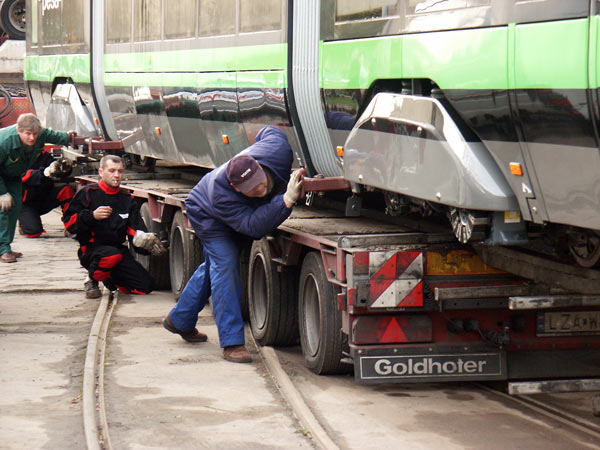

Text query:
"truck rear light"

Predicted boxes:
[[352, 315, 432, 345]]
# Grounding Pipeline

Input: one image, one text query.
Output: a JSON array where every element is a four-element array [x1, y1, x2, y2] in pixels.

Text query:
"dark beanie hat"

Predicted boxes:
[[226, 154, 267, 193]]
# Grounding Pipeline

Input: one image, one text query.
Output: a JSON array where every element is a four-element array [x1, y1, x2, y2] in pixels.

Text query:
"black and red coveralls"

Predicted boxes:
[[62, 179, 153, 294], [19, 149, 75, 237]]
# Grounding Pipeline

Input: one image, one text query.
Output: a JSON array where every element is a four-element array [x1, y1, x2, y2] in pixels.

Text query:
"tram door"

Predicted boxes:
[[511, 1, 600, 231]]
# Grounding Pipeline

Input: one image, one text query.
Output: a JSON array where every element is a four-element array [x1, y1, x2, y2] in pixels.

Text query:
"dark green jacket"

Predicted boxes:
[[0, 125, 68, 195]]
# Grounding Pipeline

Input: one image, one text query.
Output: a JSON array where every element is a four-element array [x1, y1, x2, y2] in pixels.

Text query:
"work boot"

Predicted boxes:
[[84, 280, 102, 299], [162, 315, 208, 343], [103, 278, 117, 293], [223, 345, 252, 364], [0, 252, 17, 263]]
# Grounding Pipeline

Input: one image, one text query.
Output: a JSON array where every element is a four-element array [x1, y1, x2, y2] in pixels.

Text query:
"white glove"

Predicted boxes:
[[283, 168, 305, 206], [43, 160, 61, 178], [0, 193, 14, 213], [133, 230, 166, 256]]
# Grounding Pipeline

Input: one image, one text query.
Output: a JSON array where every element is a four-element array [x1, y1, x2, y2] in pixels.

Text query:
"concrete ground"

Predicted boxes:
[[0, 210, 312, 449]]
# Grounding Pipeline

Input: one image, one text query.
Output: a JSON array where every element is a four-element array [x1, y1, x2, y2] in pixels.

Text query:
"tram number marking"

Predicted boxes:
[[538, 311, 600, 335], [42, 0, 62, 16]]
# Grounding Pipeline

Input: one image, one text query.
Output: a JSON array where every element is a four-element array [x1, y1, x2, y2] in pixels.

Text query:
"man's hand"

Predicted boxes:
[[0, 193, 14, 213], [93, 206, 112, 220], [43, 160, 61, 178], [132, 230, 166, 256], [67, 130, 77, 145], [283, 168, 305, 208]]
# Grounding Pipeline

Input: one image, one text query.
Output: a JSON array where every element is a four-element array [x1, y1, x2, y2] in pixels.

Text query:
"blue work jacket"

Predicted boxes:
[[185, 126, 294, 241]]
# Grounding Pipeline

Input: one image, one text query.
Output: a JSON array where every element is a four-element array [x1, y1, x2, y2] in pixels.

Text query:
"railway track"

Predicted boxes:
[[83, 290, 117, 450], [476, 383, 600, 443], [83, 291, 600, 450]]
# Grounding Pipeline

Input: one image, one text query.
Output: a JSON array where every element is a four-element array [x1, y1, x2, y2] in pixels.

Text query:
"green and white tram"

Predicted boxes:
[[25, 0, 600, 266]]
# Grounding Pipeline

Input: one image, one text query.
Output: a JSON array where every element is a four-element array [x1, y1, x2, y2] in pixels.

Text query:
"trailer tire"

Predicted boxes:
[[298, 252, 346, 374], [240, 244, 250, 322], [132, 202, 170, 289], [169, 211, 203, 300], [0, 0, 25, 40], [248, 238, 299, 346]]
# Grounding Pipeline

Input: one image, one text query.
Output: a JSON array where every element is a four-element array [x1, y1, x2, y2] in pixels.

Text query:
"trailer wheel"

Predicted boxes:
[[239, 244, 250, 322], [133, 202, 170, 289], [169, 211, 203, 300], [298, 252, 345, 374], [248, 238, 298, 346], [0, 0, 25, 40]]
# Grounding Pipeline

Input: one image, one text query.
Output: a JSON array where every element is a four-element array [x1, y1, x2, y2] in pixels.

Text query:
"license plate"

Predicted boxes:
[[537, 311, 600, 336]]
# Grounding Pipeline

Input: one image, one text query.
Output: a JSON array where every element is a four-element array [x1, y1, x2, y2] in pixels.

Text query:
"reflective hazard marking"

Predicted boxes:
[[367, 252, 423, 308]]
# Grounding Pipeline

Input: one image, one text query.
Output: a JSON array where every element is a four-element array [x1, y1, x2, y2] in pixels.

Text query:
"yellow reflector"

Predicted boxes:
[[222, 135, 230, 144], [336, 146, 344, 157], [509, 162, 523, 176], [504, 211, 521, 224], [426, 250, 505, 276]]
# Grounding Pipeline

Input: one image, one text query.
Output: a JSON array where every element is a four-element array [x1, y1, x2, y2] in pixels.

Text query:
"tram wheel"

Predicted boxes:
[[298, 252, 346, 375], [248, 238, 298, 346], [169, 211, 203, 300], [132, 202, 170, 289], [568, 230, 600, 268]]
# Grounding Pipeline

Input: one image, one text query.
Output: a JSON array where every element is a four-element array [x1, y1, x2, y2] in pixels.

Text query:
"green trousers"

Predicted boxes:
[[0, 180, 22, 255]]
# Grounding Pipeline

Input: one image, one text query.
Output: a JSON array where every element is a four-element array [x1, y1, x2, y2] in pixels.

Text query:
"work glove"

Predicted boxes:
[[0, 193, 14, 213], [283, 168, 305, 206], [67, 130, 77, 145], [133, 230, 167, 256], [44, 160, 61, 178]]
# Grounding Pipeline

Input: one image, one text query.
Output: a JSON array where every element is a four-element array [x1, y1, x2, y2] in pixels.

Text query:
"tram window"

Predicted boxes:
[[198, 0, 235, 36], [165, 0, 196, 38], [239, 0, 282, 32], [134, 0, 162, 41], [335, 0, 399, 22], [62, 0, 84, 45], [107, 0, 132, 43], [40, 1, 61, 46], [28, 0, 38, 45], [408, 0, 468, 14]]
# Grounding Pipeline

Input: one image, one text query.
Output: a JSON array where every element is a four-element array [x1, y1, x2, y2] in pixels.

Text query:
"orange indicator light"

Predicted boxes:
[[509, 162, 523, 176], [154, 127, 162, 135], [222, 135, 230, 144], [336, 146, 344, 157]]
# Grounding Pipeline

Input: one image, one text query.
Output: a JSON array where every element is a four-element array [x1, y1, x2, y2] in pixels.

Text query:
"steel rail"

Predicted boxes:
[[476, 383, 600, 442], [83, 290, 117, 450], [250, 334, 341, 450]]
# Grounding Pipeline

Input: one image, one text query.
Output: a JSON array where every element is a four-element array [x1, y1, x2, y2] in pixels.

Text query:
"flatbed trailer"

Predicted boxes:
[[74, 167, 600, 389]]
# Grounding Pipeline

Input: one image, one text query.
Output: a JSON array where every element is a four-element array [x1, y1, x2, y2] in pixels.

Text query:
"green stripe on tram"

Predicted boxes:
[[323, 17, 591, 91], [103, 43, 287, 75], [591, 15, 600, 90], [25, 18, 595, 90], [24, 54, 91, 83]]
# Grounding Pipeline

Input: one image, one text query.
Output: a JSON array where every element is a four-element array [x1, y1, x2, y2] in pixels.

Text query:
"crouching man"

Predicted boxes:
[[19, 150, 75, 238], [63, 155, 165, 298]]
